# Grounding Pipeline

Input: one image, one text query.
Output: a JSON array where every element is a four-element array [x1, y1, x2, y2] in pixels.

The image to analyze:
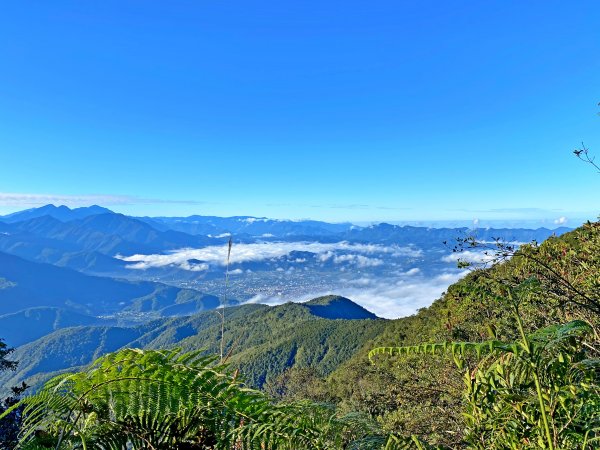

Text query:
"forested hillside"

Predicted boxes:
[[0, 296, 385, 392], [0, 251, 224, 318], [320, 221, 600, 447]]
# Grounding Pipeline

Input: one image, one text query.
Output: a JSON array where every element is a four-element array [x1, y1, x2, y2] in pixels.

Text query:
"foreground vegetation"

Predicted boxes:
[[2, 222, 599, 448], [4, 348, 387, 449], [327, 221, 600, 448], [0, 296, 385, 393]]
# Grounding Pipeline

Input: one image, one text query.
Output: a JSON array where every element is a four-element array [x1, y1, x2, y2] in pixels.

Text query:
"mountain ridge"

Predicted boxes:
[[0, 251, 226, 317], [0, 204, 113, 223], [0, 297, 382, 391]]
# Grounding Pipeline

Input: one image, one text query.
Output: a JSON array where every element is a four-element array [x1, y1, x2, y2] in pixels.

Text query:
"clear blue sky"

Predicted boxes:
[[0, 1, 598, 224]]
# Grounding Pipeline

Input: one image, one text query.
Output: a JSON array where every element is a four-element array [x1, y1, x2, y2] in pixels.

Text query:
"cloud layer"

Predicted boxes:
[[554, 216, 568, 225], [117, 241, 422, 270], [117, 242, 469, 319], [247, 269, 468, 319], [0, 192, 210, 208], [441, 250, 497, 264]]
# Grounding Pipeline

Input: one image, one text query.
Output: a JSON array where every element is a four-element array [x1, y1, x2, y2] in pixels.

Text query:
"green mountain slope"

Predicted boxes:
[[0, 307, 111, 347], [1, 297, 385, 391], [0, 251, 224, 316], [322, 222, 600, 447], [143, 297, 385, 387]]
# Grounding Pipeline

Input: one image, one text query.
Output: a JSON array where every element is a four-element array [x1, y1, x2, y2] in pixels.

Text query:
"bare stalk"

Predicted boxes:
[[220, 237, 233, 363]]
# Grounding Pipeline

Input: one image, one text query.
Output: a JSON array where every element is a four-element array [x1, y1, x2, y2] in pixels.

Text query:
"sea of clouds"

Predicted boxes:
[[116, 241, 423, 271], [116, 241, 478, 319], [245, 269, 468, 319]]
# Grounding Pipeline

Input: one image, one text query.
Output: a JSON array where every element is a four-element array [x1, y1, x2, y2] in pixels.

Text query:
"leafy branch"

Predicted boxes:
[[447, 228, 600, 315]]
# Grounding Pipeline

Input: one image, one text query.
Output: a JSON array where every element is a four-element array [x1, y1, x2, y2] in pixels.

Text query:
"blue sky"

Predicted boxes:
[[0, 1, 598, 224]]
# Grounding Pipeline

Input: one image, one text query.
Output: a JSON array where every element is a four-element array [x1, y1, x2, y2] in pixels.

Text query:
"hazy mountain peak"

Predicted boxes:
[[0, 204, 115, 223], [72, 205, 113, 215]]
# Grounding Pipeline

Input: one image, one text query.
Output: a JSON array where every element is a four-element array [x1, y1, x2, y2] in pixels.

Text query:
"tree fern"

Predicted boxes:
[[2, 348, 332, 449]]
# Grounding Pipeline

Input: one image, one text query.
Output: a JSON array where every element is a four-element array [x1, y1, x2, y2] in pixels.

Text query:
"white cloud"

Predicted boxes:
[[244, 271, 468, 319], [0, 192, 135, 207], [242, 217, 269, 223], [0, 192, 212, 208], [317, 251, 334, 263], [348, 277, 373, 286], [330, 253, 383, 267], [441, 250, 496, 264], [245, 294, 284, 306], [554, 216, 568, 225], [178, 261, 209, 272], [117, 241, 421, 271]]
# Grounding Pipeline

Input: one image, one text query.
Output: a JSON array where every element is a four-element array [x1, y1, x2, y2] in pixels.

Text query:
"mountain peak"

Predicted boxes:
[[0, 204, 115, 223], [303, 295, 378, 320], [73, 205, 113, 215]]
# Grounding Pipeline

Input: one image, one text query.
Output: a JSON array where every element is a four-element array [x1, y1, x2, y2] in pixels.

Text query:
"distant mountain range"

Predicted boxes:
[[0, 207, 217, 274], [339, 222, 569, 246], [0, 205, 570, 276], [138, 214, 354, 237], [0, 204, 354, 237]]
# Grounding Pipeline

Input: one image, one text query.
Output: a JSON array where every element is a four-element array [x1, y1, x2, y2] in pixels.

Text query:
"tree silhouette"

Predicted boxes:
[[0, 338, 26, 449]]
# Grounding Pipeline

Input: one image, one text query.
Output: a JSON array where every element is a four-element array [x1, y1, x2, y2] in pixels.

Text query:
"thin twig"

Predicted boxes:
[[574, 142, 600, 173], [220, 237, 233, 363]]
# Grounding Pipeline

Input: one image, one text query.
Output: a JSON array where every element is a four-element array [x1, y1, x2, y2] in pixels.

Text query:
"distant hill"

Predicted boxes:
[[303, 295, 378, 319], [0, 307, 110, 347], [5, 325, 142, 387], [1, 297, 384, 391], [0, 251, 224, 316]]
